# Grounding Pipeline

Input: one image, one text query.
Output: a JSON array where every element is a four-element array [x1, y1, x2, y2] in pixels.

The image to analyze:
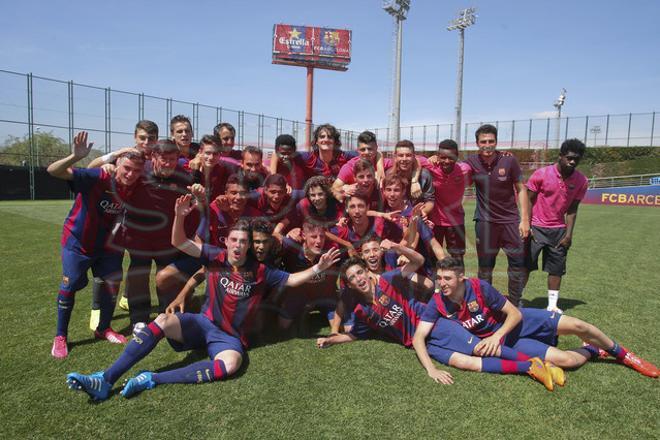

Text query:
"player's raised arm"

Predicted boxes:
[[412, 320, 454, 384], [47, 131, 94, 180], [171, 194, 202, 258], [285, 248, 342, 287], [380, 239, 423, 278]]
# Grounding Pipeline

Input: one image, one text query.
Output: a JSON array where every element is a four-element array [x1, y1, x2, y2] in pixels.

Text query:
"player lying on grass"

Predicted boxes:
[[66, 195, 341, 401], [317, 244, 559, 390], [413, 257, 659, 386], [47, 131, 145, 358]]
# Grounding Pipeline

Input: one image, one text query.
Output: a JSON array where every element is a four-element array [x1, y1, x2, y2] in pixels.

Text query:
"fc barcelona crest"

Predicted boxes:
[[378, 295, 391, 306], [498, 168, 506, 176], [468, 300, 479, 312]]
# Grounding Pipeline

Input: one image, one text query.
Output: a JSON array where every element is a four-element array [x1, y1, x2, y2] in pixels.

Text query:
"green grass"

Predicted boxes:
[[0, 200, 659, 439]]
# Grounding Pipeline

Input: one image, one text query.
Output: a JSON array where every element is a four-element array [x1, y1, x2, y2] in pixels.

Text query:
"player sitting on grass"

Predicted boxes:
[[317, 245, 558, 390], [47, 132, 145, 358], [414, 257, 659, 386], [66, 195, 341, 401]]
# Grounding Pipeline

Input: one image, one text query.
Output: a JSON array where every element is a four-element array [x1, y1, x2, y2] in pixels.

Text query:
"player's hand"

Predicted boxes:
[[215, 195, 230, 211], [165, 295, 186, 314], [410, 182, 422, 200], [427, 155, 440, 166], [556, 234, 572, 250], [342, 183, 358, 196], [187, 183, 206, 200], [382, 210, 402, 223], [474, 335, 500, 357], [286, 184, 293, 195], [286, 227, 302, 242], [335, 216, 348, 228], [72, 131, 94, 159], [518, 219, 530, 239], [347, 244, 358, 258], [100, 163, 116, 174], [188, 156, 202, 171], [396, 255, 410, 266], [427, 367, 454, 384], [317, 248, 342, 271], [380, 239, 395, 251], [316, 337, 331, 348], [174, 194, 197, 217]]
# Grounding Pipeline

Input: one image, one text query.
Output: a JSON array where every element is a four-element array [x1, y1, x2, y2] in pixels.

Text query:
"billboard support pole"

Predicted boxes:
[[305, 66, 314, 151]]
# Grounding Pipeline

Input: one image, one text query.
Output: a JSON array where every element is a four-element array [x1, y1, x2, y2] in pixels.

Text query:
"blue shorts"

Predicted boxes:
[[168, 255, 202, 277], [167, 312, 244, 359], [60, 247, 123, 293], [425, 318, 481, 365], [503, 308, 560, 359]]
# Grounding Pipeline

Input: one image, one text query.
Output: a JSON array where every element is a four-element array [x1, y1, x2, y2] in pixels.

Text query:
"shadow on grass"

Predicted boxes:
[[524, 296, 587, 312]]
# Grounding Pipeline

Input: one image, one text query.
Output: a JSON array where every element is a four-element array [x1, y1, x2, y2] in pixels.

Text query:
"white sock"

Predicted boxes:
[[548, 290, 559, 309]]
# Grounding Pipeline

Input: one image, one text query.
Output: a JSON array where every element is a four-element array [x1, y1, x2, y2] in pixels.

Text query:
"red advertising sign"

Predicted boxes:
[[272, 24, 351, 71]]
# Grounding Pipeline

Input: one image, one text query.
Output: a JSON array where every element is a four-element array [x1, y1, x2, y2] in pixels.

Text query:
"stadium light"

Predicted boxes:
[[383, 0, 411, 147], [554, 88, 567, 148], [448, 7, 476, 149]]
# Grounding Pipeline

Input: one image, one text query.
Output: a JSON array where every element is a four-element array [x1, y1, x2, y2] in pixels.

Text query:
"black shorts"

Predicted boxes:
[[433, 224, 466, 256], [474, 221, 525, 269], [526, 226, 568, 276]]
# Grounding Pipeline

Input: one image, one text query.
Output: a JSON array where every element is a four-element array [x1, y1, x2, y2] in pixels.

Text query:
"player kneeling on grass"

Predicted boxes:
[[413, 257, 659, 388], [317, 244, 558, 390], [66, 195, 341, 401]]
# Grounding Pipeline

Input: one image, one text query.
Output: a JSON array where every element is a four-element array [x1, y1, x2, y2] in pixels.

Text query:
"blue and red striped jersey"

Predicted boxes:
[[421, 278, 507, 338], [245, 188, 304, 224], [295, 150, 358, 181], [61, 168, 132, 255], [291, 197, 344, 229], [199, 245, 289, 347], [343, 269, 425, 347]]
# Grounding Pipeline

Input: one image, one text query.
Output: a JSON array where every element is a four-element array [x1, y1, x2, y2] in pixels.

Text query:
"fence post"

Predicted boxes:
[[138, 93, 144, 120], [193, 103, 199, 142], [510, 120, 515, 149], [105, 87, 111, 153], [216, 106, 222, 125], [627, 112, 632, 147], [584, 115, 589, 145], [27, 73, 35, 200], [238, 111, 245, 147], [651, 112, 656, 147], [528, 119, 532, 149], [165, 99, 172, 136], [422, 125, 427, 152], [68, 80, 74, 148], [564, 117, 569, 143], [545, 118, 550, 151], [435, 124, 440, 146], [605, 114, 610, 146], [463, 123, 468, 150]]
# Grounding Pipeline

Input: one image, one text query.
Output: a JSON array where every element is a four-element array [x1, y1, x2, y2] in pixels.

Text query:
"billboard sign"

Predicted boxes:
[[582, 185, 660, 207], [272, 24, 351, 71]]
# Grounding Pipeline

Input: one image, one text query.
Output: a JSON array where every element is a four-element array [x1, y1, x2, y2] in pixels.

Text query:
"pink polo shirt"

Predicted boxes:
[[424, 162, 472, 227], [526, 164, 588, 228]]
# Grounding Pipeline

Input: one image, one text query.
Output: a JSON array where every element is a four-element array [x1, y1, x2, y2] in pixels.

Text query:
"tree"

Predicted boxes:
[[0, 131, 102, 168]]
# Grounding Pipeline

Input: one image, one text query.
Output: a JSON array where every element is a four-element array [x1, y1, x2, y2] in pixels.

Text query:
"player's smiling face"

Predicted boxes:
[[171, 122, 192, 148], [347, 197, 368, 226], [134, 129, 158, 152], [355, 169, 375, 192], [302, 225, 326, 255], [437, 148, 458, 173], [152, 151, 178, 177], [277, 144, 295, 160], [226, 230, 250, 265], [201, 144, 221, 168], [316, 129, 335, 152], [307, 185, 327, 211], [265, 184, 286, 209], [115, 157, 143, 187], [345, 264, 371, 294], [477, 133, 497, 159], [218, 127, 236, 153], [395, 147, 414, 172], [435, 269, 464, 298], [357, 142, 377, 162], [383, 182, 405, 209], [361, 241, 383, 271], [225, 183, 247, 212]]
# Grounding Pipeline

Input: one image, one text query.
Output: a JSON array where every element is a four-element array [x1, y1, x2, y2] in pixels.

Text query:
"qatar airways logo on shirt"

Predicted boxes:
[[462, 314, 484, 330], [219, 277, 253, 297], [99, 199, 123, 215], [378, 304, 404, 328]]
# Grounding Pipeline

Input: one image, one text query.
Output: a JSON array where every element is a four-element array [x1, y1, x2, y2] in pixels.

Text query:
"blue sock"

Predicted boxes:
[[153, 359, 228, 384], [481, 357, 531, 374], [605, 341, 627, 361], [96, 281, 118, 332], [499, 346, 531, 361], [56, 291, 75, 337], [580, 344, 601, 359], [103, 322, 164, 384]]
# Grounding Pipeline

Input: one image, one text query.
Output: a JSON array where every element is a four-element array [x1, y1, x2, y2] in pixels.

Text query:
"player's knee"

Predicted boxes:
[[154, 312, 175, 330], [155, 268, 176, 289], [448, 353, 481, 372], [215, 351, 242, 376]]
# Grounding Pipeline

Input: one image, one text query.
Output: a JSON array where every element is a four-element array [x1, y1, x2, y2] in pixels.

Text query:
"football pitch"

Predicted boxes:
[[0, 200, 658, 439]]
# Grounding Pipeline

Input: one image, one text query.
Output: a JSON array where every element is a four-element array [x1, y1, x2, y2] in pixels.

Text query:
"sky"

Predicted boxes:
[[2, 0, 659, 137]]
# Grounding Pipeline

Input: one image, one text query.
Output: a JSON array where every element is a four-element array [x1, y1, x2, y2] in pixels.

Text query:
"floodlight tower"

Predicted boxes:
[[383, 0, 410, 147], [448, 7, 476, 149], [554, 88, 567, 148]]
